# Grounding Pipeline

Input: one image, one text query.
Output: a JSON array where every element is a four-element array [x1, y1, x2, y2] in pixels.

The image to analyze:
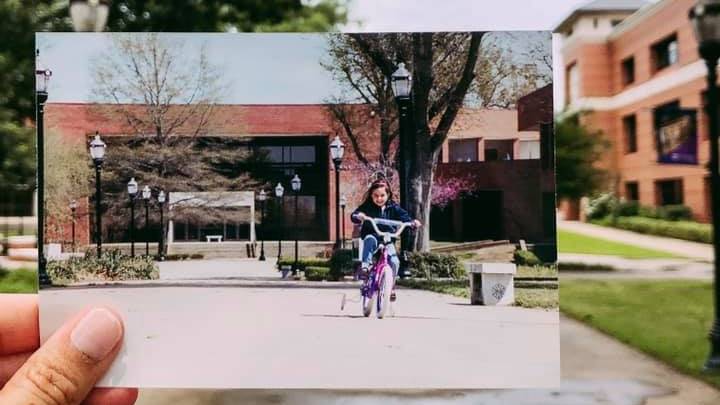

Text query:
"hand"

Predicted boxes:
[[0, 294, 137, 405], [412, 220, 422, 228]]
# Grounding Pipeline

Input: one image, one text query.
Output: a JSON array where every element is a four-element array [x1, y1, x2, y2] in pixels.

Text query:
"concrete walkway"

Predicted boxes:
[[559, 253, 712, 280], [134, 315, 720, 404], [558, 220, 713, 262]]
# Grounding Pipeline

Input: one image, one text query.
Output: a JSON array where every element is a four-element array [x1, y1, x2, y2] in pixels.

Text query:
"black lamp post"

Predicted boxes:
[[89, 132, 106, 258], [127, 177, 138, 257], [258, 189, 267, 261], [36, 50, 52, 285], [157, 190, 166, 260], [69, 0, 111, 32], [690, 0, 720, 372], [330, 135, 345, 250], [275, 182, 284, 261], [142, 185, 151, 256], [291, 174, 301, 274], [340, 195, 347, 249], [391, 62, 413, 278], [70, 200, 77, 253]]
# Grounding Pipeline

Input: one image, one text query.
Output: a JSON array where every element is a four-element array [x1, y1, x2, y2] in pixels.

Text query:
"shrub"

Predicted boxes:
[[277, 257, 330, 271], [407, 252, 465, 280], [616, 200, 639, 217], [329, 249, 354, 281], [591, 216, 711, 244], [657, 204, 693, 221], [586, 193, 617, 220], [189, 253, 204, 260], [513, 250, 542, 266], [46, 249, 159, 284], [305, 266, 330, 281]]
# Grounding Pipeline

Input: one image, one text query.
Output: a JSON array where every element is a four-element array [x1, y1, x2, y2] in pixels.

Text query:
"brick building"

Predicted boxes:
[[556, 0, 715, 222], [45, 93, 554, 250]]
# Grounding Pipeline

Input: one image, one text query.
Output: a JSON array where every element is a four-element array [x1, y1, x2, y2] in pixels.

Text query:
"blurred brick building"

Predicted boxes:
[[556, 0, 714, 222]]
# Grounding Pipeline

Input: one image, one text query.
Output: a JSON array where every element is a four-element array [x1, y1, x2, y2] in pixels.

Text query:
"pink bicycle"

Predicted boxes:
[[355, 217, 414, 318]]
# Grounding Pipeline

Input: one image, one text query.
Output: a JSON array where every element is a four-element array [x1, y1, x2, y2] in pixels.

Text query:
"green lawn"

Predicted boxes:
[[0, 268, 37, 293], [561, 279, 720, 388], [558, 229, 684, 259]]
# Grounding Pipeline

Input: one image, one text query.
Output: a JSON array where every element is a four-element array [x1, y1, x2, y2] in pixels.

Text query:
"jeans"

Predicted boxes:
[[361, 235, 400, 277]]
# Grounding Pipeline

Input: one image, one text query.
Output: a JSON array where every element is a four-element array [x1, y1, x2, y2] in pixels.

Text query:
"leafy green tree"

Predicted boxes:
[[555, 113, 609, 200]]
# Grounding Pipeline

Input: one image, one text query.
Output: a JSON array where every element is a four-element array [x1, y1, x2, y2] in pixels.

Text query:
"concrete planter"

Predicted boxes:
[[465, 262, 516, 306]]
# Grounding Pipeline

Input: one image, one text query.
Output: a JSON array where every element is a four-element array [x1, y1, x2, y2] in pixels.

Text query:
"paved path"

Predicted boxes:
[[558, 220, 713, 261], [559, 253, 712, 280], [157, 258, 280, 280], [40, 285, 558, 389], [134, 315, 720, 404]]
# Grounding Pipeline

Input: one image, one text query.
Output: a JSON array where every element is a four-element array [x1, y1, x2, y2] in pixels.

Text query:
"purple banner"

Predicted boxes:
[[655, 109, 698, 165]]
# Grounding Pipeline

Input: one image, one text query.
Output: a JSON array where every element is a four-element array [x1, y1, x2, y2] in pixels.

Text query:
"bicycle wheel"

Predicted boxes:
[[376, 265, 393, 319], [361, 280, 375, 317]]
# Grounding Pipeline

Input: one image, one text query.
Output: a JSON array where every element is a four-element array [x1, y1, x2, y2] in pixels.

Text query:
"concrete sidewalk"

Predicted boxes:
[[559, 220, 713, 262], [559, 253, 712, 280], [134, 315, 720, 404]]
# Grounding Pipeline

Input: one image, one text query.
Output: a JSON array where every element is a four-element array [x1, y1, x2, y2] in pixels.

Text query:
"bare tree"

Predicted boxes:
[[90, 33, 263, 241]]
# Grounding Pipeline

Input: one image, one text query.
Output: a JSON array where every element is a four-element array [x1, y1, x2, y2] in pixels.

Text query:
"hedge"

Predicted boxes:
[[406, 252, 465, 280], [513, 250, 542, 266], [47, 250, 159, 284], [304, 266, 330, 281], [592, 216, 711, 244]]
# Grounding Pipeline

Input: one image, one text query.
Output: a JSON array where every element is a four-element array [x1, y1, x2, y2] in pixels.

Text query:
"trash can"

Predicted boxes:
[[465, 262, 516, 306]]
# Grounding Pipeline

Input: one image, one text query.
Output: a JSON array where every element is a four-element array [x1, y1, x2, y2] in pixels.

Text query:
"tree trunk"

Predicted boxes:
[[407, 129, 438, 252]]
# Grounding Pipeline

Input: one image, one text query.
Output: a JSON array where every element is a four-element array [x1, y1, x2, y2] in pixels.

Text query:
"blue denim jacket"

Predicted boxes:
[[350, 200, 412, 240]]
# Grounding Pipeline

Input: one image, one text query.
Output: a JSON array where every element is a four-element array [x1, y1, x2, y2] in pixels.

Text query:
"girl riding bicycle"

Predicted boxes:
[[351, 180, 421, 300]]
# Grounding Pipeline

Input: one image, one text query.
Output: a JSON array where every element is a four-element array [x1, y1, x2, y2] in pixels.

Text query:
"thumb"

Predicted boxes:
[[0, 307, 124, 405]]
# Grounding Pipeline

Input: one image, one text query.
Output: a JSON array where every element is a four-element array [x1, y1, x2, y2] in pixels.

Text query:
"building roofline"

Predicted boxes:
[[607, 0, 672, 40]]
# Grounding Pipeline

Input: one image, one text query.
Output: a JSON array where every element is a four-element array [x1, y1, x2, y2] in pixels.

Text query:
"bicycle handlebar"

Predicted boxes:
[[363, 217, 414, 239]]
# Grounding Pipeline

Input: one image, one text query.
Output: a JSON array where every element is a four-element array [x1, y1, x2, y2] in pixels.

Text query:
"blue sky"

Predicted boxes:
[[36, 0, 604, 106]]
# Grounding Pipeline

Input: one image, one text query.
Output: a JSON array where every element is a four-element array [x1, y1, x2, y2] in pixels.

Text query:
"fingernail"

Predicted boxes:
[[70, 308, 123, 361]]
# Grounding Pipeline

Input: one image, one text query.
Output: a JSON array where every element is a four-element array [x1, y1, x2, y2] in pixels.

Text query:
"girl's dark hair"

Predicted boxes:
[[361, 179, 394, 206]]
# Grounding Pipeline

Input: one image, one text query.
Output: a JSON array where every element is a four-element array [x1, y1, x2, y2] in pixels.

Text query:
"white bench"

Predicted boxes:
[[465, 262, 516, 306], [206, 235, 223, 243]]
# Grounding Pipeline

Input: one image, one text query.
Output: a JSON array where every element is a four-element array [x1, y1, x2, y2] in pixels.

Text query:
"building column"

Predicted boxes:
[[250, 201, 256, 243]]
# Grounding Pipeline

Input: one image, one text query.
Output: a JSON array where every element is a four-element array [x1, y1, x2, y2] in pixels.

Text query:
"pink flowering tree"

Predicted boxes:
[[431, 176, 475, 208]]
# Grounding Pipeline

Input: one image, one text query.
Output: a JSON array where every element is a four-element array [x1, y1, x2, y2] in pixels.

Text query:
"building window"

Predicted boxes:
[[621, 56, 635, 86], [485, 149, 499, 161], [517, 140, 540, 160], [484, 140, 514, 161], [448, 139, 478, 162], [655, 179, 683, 206], [566, 63, 579, 105], [593, 18, 598, 28], [258, 145, 316, 164], [625, 182, 639, 201], [623, 114, 637, 153], [651, 34, 678, 72]]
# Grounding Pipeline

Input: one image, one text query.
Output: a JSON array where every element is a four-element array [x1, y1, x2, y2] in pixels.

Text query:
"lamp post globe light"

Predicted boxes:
[[690, 0, 720, 372], [258, 189, 267, 261], [69, 0, 111, 32], [275, 183, 285, 261], [330, 135, 345, 250], [127, 177, 138, 257], [391, 62, 413, 279], [89, 132, 106, 258], [70, 200, 77, 253], [36, 51, 52, 285], [340, 195, 347, 249], [157, 190, 166, 260], [291, 174, 302, 274], [142, 185, 151, 256]]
